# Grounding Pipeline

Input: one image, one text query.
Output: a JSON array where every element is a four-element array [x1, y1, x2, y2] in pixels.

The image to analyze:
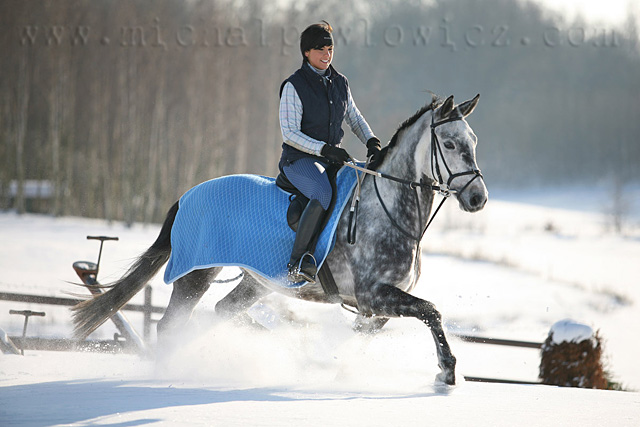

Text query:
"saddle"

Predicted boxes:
[[275, 172, 309, 232], [275, 166, 340, 232]]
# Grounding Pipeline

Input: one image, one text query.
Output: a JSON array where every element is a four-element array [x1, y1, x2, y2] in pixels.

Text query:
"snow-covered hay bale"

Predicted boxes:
[[539, 319, 607, 389]]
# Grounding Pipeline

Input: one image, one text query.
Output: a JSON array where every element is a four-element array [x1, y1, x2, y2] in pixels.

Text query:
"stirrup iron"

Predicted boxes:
[[287, 252, 317, 284]]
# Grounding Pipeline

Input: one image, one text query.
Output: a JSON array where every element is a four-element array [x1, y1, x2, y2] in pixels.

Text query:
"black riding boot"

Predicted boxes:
[[287, 199, 326, 283]]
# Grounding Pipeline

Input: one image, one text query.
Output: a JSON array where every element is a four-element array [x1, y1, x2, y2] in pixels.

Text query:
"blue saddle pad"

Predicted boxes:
[[164, 165, 359, 288]]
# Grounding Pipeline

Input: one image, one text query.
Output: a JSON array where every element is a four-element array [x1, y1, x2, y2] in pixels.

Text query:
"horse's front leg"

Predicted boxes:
[[355, 283, 456, 385]]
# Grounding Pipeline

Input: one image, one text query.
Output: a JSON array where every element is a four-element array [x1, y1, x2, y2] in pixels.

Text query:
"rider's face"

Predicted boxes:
[[305, 46, 333, 70]]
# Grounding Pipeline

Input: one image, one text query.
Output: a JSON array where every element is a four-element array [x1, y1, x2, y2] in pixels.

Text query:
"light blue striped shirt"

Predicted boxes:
[[279, 75, 377, 156]]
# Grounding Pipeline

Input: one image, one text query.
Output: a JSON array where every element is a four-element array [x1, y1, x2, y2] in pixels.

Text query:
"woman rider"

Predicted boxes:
[[279, 21, 382, 283]]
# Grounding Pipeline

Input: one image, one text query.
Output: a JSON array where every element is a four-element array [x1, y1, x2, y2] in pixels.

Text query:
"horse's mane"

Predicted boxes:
[[373, 96, 442, 169], [388, 97, 441, 149]]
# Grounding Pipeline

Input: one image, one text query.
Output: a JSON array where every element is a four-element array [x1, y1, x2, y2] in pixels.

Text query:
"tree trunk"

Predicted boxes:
[[14, 54, 30, 215]]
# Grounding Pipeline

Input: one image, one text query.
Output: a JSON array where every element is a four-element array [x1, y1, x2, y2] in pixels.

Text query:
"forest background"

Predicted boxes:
[[1, 0, 638, 224]]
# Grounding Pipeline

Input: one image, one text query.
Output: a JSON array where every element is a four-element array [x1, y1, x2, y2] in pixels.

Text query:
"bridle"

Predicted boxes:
[[345, 111, 484, 245], [429, 114, 483, 201]]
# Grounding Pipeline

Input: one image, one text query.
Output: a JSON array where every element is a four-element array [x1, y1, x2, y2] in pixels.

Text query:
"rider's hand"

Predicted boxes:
[[366, 138, 383, 169], [321, 144, 351, 165]]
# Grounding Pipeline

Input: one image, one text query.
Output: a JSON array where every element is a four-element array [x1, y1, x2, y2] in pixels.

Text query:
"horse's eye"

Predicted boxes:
[[443, 141, 455, 150]]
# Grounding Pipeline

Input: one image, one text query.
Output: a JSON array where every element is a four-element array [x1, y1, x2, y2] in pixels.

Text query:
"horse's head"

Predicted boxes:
[[429, 95, 488, 212]]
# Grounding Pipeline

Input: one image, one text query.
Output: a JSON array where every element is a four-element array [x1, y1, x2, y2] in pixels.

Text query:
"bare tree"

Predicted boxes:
[[605, 175, 631, 234], [13, 54, 30, 215]]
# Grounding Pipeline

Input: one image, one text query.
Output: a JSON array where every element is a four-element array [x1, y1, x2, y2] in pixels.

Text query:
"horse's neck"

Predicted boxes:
[[364, 109, 436, 232], [382, 110, 433, 185]]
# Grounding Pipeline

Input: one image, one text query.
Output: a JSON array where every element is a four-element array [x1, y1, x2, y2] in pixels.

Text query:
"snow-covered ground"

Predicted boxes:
[[1, 187, 640, 426]]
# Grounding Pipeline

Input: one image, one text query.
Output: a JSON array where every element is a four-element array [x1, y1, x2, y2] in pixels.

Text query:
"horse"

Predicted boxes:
[[72, 94, 488, 385]]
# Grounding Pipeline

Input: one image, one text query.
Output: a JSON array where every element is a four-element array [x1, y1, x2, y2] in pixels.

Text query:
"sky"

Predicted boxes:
[[530, 0, 636, 26]]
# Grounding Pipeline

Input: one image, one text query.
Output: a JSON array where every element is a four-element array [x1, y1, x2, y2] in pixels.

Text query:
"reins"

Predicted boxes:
[[346, 162, 449, 245], [343, 112, 483, 245]]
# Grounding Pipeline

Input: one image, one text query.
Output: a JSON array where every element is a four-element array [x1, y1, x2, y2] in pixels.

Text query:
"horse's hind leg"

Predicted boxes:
[[356, 284, 456, 385], [215, 271, 272, 325], [157, 267, 220, 344]]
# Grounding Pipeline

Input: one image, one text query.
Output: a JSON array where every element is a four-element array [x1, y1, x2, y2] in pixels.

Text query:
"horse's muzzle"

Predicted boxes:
[[458, 187, 488, 213]]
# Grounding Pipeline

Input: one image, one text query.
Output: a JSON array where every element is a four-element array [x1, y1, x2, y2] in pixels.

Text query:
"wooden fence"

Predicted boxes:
[[1, 287, 163, 354], [454, 334, 542, 385]]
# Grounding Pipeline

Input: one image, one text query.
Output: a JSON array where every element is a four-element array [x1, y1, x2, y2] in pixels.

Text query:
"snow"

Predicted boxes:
[[1, 188, 640, 425], [549, 318, 595, 345], [1, 351, 639, 426]]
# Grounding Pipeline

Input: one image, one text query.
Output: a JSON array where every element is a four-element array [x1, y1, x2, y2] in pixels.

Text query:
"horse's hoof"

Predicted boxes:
[[435, 370, 456, 386]]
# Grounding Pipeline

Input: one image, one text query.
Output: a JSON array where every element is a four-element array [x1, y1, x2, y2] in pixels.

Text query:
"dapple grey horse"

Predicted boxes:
[[73, 94, 488, 385]]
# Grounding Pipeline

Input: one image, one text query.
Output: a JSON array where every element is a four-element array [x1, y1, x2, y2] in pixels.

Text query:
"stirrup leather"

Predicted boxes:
[[287, 252, 318, 284]]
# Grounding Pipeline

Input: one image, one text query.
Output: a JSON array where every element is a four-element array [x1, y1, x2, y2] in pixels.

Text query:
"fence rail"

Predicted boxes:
[[454, 334, 542, 349], [0, 291, 164, 314], [8, 336, 139, 354]]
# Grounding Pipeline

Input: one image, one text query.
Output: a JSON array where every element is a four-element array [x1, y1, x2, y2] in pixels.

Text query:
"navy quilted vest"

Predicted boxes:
[[279, 63, 349, 167]]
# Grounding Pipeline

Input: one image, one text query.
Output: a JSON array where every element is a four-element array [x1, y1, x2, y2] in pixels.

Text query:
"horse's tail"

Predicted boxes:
[[71, 201, 179, 339]]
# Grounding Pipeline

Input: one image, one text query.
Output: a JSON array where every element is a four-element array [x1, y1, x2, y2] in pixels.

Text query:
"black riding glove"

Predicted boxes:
[[366, 138, 383, 169], [321, 144, 351, 165]]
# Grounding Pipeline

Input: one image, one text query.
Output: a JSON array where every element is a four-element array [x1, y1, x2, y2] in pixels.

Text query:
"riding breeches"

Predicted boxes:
[[282, 157, 332, 210]]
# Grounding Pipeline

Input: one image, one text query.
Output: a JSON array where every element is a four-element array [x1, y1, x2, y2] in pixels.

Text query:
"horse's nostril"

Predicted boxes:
[[470, 194, 482, 207]]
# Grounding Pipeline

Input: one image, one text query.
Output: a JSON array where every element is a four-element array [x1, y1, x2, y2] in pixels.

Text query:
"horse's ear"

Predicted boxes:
[[437, 95, 455, 119], [457, 94, 480, 117]]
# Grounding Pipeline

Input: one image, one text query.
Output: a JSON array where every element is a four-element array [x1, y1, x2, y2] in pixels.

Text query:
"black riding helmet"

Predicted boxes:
[[300, 21, 334, 60]]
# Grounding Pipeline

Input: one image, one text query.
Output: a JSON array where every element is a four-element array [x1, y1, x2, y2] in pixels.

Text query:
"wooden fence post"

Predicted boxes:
[[143, 285, 152, 342]]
